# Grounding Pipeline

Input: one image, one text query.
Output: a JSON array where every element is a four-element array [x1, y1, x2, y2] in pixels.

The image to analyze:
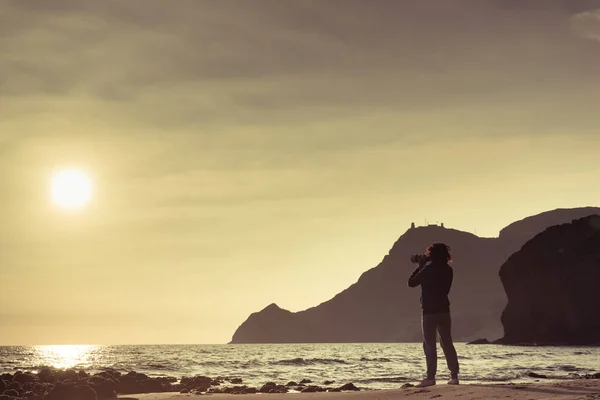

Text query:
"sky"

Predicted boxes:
[[1, 0, 600, 345]]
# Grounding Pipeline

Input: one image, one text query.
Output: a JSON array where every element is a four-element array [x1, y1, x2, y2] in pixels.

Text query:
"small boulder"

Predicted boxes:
[[299, 379, 312, 384], [401, 383, 414, 389], [5, 383, 21, 392], [286, 381, 298, 387], [323, 380, 335, 385], [275, 385, 289, 393], [259, 382, 276, 393], [527, 372, 548, 379], [13, 373, 37, 385], [22, 390, 37, 399], [2, 389, 20, 398], [57, 370, 79, 383], [466, 338, 491, 345], [88, 376, 117, 398], [43, 383, 97, 400], [36, 369, 55, 384], [338, 383, 360, 391]]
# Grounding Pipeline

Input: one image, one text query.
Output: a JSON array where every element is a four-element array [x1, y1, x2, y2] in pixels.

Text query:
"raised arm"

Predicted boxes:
[[408, 264, 428, 287]]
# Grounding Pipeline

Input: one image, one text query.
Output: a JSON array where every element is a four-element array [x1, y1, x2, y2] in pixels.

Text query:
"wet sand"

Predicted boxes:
[[120, 380, 600, 400]]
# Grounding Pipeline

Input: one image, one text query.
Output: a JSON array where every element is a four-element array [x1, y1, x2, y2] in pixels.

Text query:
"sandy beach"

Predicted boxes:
[[121, 380, 600, 400]]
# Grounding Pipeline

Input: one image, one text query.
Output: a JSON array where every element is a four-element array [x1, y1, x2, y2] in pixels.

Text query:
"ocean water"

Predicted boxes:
[[0, 344, 598, 390]]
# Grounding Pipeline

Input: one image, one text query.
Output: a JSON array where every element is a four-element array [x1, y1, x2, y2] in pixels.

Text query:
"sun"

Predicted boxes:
[[51, 169, 93, 210]]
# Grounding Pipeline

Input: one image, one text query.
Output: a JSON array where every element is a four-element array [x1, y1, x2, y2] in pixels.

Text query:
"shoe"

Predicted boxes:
[[415, 379, 436, 388], [447, 377, 459, 385]]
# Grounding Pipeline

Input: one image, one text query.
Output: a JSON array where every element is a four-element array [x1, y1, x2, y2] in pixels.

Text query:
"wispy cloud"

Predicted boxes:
[[570, 9, 600, 42]]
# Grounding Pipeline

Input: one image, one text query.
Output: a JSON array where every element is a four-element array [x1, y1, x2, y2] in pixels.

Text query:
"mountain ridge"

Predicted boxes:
[[231, 207, 600, 344]]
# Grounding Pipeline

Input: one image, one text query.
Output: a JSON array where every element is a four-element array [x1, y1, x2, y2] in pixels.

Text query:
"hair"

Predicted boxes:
[[426, 243, 452, 262]]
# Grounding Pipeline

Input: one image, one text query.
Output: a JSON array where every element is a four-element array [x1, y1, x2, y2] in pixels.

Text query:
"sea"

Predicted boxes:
[[0, 344, 598, 390]]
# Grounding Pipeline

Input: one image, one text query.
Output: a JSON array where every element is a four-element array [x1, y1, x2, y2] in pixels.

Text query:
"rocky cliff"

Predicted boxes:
[[498, 215, 600, 345], [231, 207, 600, 343]]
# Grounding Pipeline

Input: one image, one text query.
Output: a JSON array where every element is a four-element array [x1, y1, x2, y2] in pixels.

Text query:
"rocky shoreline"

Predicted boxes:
[[2, 367, 599, 400], [0, 368, 364, 400]]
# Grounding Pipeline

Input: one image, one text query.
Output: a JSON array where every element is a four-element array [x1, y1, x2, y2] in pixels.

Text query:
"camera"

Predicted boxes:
[[410, 254, 429, 264]]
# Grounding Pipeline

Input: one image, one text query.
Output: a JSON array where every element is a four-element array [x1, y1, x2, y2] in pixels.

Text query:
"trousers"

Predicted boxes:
[[421, 312, 460, 379]]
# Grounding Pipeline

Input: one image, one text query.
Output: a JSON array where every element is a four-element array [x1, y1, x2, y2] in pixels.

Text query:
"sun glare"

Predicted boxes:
[[35, 345, 96, 369], [51, 169, 93, 210]]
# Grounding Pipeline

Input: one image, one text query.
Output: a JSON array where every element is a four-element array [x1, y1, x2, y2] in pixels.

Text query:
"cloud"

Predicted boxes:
[[570, 9, 600, 42]]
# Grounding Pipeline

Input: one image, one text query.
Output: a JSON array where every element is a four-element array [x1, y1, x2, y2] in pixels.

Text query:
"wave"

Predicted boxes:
[[145, 363, 179, 371], [356, 377, 409, 384], [270, 358, 349, 366], [484, 352, 529, 360], [556, 365, 584, 372]]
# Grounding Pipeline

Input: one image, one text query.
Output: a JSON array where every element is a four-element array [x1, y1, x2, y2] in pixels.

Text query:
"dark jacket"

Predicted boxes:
[[408, 261, 453, 314]]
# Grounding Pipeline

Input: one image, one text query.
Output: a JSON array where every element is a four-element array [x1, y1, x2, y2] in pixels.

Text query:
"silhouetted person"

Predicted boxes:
[[408, 243, 459, 387]]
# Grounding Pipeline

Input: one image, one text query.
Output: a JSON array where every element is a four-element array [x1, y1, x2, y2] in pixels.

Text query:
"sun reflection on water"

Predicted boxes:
[[35, 345, 97, 369]]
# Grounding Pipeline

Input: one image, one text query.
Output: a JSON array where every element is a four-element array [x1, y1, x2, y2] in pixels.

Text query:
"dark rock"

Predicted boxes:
[[180, 375, 212, 392], [261, 383, 276, 392], [94, 371, 120, 381], [2, 390, 19, 398], [582, 372, 600, 380], [323, 380, 335, 385], [228, 378, 243, 384], [231, 386, 247, 392], [286, 381, 298, 387], [259, 382, 276, 393], [20, 383, 34, 394], [275, 385, 288, 393], [179, 388, 190, 394], [36, 369, 54, 384], [88, 376, 117, 398], [114, 372, 171, 395], [43, 382, 97, 400], [230, 208, 600, 343], [328, 388, 341, 392], [338, 383, 360, 391], [6, 383, 21, 392], [299, 379, 312, 384], [58, 370, 79, 383], [13, 373, 37, 385], [527, 372, 548, 379], [466, 338, 491, 345], [499, 215, 600, 345], [32, 383, 51, 396], [300, 386, 319, 393], [115, 375, 140, 395], [22, 391, 37, 399], [243, 387, 257, 394], [401, 383, 414, 388]]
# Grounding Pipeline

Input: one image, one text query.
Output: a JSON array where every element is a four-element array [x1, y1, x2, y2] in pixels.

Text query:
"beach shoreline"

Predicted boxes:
[[121, 380, 600, 400]]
